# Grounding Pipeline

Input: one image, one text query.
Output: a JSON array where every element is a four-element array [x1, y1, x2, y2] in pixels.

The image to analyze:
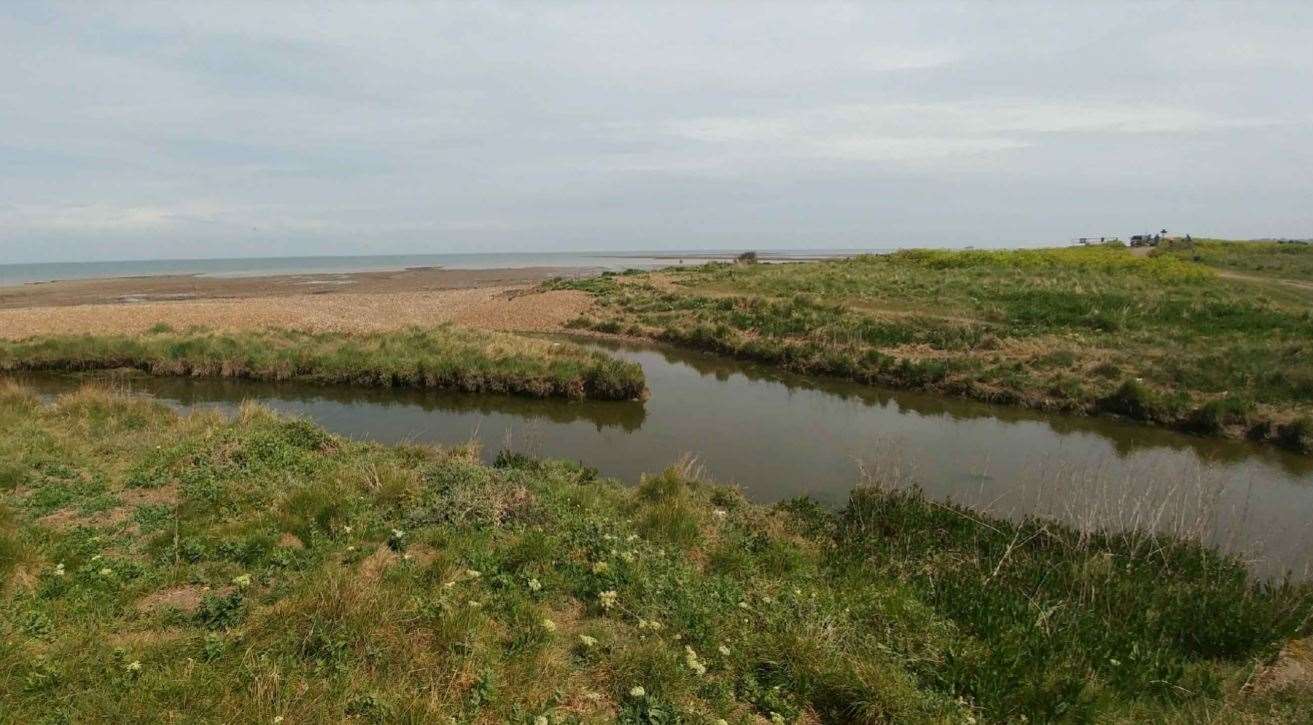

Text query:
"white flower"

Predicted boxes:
[[626, 534, 638, 542], [534, 716, 548, 725], [528, 577, 542, 592], [541, 618, 557, 632], [718, 645, 731, 656], [684, 646, 707, 676], [713, 509, 727, 519], [591, 561, 609, 574], [716, 720, 729, 725], [578, 634, 598, 648], [620, 551, 636, 564], [347, 545, 356, 552], [599, 590, 617, 609], [232, 574, 252, 589], [466, 569, 481, 579], [770, 712, 785, 724], [273, 718, 284, 724], [99, 568, 113, 577], [391, 528, 405, 539], [53, 562, 65, 577], [629, 686, 646, 698], [467, 600, 482, 609], [342, 525, 352, 534], [126, 660, 143, 673]]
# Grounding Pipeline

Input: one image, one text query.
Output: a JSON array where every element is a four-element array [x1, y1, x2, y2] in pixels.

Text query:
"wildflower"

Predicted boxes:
[[391, 528, 405, 539], [626, 534, 638, 542], [629, 686, 646, 698], [770, 713, 786, 724], [232, 574, 252, 590], [638, 619, 663, 632], [347, 545, 356, 552], [528, 577, 542, 592], [591, 561, 609, 574], [443, 580, 456, 589], [737, 601, 749, 610], [343, 525, 352, 534], [535, 716, 548, 725], [718, 644, 731, 656], [541, 618, 557, 632], [466, 569, 482, 579], [273, 718, 284, 724], [584, 692, 601, 702], [402, 552, 412, 561], [762, 595, 774, 605], [467, 600, 482, 609], [99, 567, 113, 577], [716, 720, 728, 725], [713, 509, 727, 519], [620, 551, 636, 564], [125, 660, 142, 674], [599, 590, 617, 610], [579, 634, 598, 648], [603, 534, 616, 541], [53, 562, 65, 577], [684, 646, 707, 676]]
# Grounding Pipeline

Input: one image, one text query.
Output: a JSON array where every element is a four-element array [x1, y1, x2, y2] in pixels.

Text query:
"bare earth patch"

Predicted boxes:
[[135, 584, 228, 615], [1250, 637, 1313, 694]]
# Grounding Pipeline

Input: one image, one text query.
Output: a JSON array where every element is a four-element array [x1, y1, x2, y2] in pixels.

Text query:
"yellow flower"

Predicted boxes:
[[541, 618, 557, 632], [599, 590, 618, 609], [629, 686, 646, 698], [579, 634, 598, 648], [592, 561, 609, 574]]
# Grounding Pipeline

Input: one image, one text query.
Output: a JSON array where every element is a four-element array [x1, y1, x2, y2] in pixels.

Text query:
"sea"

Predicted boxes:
[[0, 250, 880, 287]]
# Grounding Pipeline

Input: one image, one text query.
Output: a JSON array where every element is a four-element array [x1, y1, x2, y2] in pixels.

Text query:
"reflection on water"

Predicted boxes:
[[11, 337, 1313, 579]]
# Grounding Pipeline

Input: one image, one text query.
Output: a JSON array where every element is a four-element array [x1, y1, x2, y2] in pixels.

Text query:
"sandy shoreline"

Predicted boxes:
[[0, 266, 598, 339]]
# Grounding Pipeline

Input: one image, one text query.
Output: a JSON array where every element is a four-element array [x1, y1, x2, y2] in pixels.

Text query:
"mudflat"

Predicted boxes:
[[0, 265, 587, 309], [0, 266, 597, 338]]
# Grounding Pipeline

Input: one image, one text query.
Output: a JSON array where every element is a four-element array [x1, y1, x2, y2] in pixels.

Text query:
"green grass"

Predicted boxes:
[[1154, 238, 1313, 282], [1, 381, 1309, 722], [552, 244, 1313, 450], [0, 325, 645, 401]]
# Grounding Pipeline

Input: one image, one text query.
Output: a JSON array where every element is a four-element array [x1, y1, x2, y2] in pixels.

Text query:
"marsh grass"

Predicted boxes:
[[553, 244, 1313, 450], [1, 385, 1310, 721], [0, 325, 645, 401]]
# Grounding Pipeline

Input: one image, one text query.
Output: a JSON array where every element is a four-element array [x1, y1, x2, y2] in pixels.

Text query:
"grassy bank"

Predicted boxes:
[[0, 325, 645, 401], [554, 244, 1313, 451], [1, 383, 1310, 722], [1153, 238, 1313, 283]]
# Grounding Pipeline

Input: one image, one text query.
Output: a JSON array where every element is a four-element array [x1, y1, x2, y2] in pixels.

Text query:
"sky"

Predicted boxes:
[[1, 2, 1311, 263]]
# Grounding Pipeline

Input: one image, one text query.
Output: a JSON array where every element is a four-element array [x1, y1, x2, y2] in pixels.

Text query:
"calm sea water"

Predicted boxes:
[[0, 250, 875, 286]]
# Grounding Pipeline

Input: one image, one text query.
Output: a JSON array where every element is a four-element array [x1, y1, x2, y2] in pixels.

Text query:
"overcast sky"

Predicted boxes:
[[2, 2, 1311, 263]]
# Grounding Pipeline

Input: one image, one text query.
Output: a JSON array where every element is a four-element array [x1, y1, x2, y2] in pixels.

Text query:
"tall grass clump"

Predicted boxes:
[[0, 326, 645, 400]]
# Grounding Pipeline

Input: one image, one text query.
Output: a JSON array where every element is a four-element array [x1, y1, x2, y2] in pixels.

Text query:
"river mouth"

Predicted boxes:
[[10, 336, 1313, 580]]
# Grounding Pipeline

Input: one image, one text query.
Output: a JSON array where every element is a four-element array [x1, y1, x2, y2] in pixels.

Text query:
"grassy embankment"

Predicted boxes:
[[1154, 238, 1313, 283], [1, 383, 1310, 722], [0, 325, 645, 401], [555, 244, 1313, 451]]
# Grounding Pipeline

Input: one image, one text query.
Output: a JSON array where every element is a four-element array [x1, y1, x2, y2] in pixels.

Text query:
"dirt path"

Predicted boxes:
[[1216, 269, 1313, 293]]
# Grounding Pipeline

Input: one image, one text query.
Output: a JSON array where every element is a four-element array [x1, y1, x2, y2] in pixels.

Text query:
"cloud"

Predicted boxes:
[[0, 2, 1310, 261]]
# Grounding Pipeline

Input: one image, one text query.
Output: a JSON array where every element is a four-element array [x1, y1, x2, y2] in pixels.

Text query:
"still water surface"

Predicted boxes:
[[16, 338, 1313, 579]]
